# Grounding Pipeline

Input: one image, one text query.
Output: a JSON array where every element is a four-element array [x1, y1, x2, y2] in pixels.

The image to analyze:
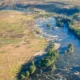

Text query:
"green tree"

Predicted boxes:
[[25, 71, 30, 77], [21, 73, 25, 80], [29, 61, 36, 74], [67, 44, 74, 54]]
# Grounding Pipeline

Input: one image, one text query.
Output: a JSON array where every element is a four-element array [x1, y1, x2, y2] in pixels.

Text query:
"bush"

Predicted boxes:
[[19, 41, 59, 79], [50, 41, 55, 48], [25, 71, 30, 77], [21, 73, 26, 80], [56, 18, 64, 27], [48, 41, 55, 53], [56, 17, 73, 27], [29, 62, 36, 74], [51, 65, 56, 71], [67, 44, 74, 54], [39, 41, 59, 67]]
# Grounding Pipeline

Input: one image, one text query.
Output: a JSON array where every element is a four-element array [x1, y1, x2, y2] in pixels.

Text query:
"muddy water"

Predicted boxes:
[[30, 17, 80, 80]]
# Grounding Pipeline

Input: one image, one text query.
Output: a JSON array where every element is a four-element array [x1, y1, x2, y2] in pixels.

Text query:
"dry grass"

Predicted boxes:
[[0, 10, 47, 80], [0, 38, 47, 80]]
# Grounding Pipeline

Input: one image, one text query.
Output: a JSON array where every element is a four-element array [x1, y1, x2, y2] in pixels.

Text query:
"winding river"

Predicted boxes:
[[30, 17, 80, 80]]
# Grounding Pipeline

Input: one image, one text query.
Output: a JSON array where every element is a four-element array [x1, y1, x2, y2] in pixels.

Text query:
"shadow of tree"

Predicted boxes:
[[16, 42, 52, 80], [16, 57, 32, 80], [16, 53, 47, 80]]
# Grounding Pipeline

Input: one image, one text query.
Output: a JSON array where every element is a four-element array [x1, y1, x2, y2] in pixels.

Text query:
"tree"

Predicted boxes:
[[39, 49, 59, 67], [25, 71, 30, 77], [29, 61, 36, 74], [21, 73, 26, 80], [48, 41, 55, 54], [67, 44, 74, 54], [50, 41, 55, 48]]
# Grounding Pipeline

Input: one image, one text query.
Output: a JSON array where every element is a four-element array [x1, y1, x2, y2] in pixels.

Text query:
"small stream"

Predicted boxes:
[[30, 17, 80, 80]]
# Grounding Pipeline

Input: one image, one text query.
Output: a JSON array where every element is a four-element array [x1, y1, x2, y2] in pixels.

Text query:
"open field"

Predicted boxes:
[[0, 10, 47, 80]]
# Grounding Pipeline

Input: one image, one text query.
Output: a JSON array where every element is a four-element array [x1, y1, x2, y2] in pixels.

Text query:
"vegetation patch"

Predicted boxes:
[[68, 21, 80, 39], [56, 16, 73, 27], [67, 44, 74, 54], [18, 41, 59, 80], [56, 14, 80, 40]]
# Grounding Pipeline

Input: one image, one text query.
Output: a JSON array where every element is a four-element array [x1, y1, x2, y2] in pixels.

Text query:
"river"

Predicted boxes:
[[30, 17, 80, 80]]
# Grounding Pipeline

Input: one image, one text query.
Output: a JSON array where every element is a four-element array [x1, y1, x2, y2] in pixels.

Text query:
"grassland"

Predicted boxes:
[[0, 10, 47, 80]]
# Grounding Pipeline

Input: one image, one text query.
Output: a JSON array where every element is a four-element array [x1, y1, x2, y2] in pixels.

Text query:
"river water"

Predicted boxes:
[[30, 17, 80, 80]]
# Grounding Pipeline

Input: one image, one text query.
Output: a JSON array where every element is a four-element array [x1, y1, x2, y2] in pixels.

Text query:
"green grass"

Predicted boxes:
[[0, 21, 24, 46], [0, 38, 21, 47], [0, 21, 24, 35]]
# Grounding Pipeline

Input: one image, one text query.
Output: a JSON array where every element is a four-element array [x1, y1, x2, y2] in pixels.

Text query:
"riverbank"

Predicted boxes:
[[30, 14, 80, 80], [18, 41, 60, 80], [55, 14, 80, 40], [68, 21, 80, 40]]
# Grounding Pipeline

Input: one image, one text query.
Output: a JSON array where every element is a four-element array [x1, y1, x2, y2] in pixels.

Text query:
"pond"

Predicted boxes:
[[30, 17, 80, 80]]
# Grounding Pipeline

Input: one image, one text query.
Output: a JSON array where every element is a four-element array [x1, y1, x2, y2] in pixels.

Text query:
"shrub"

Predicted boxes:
[[25, 71, 30, 77], [56, 18, 64, 27], [19, 41, 59, 79], [29, 62, 36, 74], [50, 41, 55, 48], [39, 45, 59, 67], [47, 41, 55, 53], [67, 44, 74, 54], [51, 65, 56, 71], [21, 73, 26, 80]]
